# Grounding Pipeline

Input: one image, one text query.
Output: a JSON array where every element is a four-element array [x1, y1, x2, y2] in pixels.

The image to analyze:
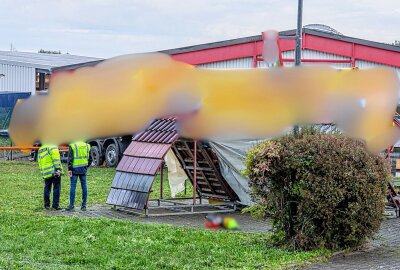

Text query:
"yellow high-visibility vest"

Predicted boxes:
[[38, 144, 62, 179], [70, 141, 91, 168]]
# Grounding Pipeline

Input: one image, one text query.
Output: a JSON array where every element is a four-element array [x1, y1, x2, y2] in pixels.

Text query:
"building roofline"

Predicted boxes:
[[50, 60, 104, 72], [0, 51, 101, 72], [161, 28, 400, 55], [0, 59, 52, 71], [52, 28, 400, 72], [302, 28, 400, 53], [159, 35, 263, 55]]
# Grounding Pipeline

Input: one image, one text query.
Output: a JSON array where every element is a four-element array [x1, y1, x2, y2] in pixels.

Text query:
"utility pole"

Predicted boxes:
[[295, 0, 303, 66], [293, 0, 303, 135]]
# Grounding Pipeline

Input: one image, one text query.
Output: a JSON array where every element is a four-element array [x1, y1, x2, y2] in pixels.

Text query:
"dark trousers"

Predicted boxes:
[[44, 176, 61, 208], [69, 174, 88, 208]]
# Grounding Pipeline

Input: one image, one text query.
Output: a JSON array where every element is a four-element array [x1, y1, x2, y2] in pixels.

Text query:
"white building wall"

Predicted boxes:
[[197, 50, 400, 80], [197, 57, 253, 69], [355, 60, 400, 79], [279, 49, 352, 68], [200, 50, 354, 69], [0, 63, 35, 93], [355, 60, 387, 68]]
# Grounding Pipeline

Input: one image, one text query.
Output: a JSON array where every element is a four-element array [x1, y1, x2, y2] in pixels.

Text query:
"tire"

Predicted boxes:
[[105, 143, 119, 168], [90, 145, 103, 167]]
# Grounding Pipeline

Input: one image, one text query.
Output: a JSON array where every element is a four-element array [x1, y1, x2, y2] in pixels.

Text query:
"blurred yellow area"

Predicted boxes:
[[9, 53, 400, 153]]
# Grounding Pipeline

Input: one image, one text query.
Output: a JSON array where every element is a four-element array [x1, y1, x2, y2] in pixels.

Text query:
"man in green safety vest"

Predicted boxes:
[[37, 144, 63, 210], [66, 141, 92, 211]]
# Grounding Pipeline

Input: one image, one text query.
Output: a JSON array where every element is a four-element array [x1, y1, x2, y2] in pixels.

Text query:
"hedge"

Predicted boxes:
[[245, 132, 388, 250]]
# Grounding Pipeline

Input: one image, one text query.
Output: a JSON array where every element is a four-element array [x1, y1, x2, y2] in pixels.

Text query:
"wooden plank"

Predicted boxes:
[[183, 140, 217, 195]]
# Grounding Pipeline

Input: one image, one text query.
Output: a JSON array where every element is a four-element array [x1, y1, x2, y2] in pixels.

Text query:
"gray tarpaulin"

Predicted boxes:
[[209, 139, 264, 206]]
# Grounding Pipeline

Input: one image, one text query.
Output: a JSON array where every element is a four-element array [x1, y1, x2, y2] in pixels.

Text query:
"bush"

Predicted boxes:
[[245, 132, 388, 250]]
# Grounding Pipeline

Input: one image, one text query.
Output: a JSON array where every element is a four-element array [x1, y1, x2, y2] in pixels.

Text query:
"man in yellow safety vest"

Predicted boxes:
[[66, 141, 92, 211], [37, 144, 63, 210]]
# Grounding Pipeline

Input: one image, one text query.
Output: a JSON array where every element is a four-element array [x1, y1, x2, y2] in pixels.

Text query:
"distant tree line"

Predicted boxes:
[[38, 49, 62, 54]]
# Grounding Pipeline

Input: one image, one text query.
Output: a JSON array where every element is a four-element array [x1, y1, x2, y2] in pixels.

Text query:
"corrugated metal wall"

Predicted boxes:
[[258, 49, 352, 68], [355, 60, 400, 79], [197, 57, 253, 69], [197, 50, 400, 81], [301, 49, 350, 60], [355, 60, 385, 68], [301, 49, 351, 68], [0, 63, 35, 93], [198, 49, 354, 69]]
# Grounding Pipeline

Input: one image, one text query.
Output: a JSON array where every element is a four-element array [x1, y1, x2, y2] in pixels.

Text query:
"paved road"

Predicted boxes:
[[47, 204, 272, 233], [303, 217, 400, 270]]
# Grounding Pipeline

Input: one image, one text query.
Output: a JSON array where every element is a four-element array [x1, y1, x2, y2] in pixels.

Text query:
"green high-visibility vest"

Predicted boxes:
[[70, 141, 91, 168], [38, 144, 62, 179]]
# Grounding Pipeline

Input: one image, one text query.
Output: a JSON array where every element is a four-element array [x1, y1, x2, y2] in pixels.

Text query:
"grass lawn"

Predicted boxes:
[[0, 161, 327, 269]]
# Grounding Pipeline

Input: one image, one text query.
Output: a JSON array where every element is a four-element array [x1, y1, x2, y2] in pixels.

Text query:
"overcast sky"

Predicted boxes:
[[1, 0, 399, 58]]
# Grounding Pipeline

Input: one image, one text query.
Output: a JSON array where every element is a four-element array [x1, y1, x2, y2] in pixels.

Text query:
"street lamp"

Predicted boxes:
[[295, 0, 303, 66], [293, 0, 303, 135]]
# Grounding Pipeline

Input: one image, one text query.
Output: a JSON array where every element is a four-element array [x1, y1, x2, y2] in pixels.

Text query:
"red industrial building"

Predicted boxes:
[[163, 24, 400, 72], [90, 25, 400, 213], [55, 24, 400, 74], [50, 24, 400, 172]]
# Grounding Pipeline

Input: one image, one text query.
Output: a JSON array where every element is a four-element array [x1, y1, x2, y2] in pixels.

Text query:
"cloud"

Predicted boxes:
[[0, 0, 399, 58]]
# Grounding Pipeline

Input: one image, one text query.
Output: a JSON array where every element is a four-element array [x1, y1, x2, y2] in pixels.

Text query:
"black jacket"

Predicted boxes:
[[67, 145, 92, 175]]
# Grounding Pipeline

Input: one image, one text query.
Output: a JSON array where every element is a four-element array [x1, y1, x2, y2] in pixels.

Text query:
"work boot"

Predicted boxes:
[[44, 206, 50, 210], [81, 206, 87, 211], [52, 207, 62, 211], [65, 206, 75, 211]]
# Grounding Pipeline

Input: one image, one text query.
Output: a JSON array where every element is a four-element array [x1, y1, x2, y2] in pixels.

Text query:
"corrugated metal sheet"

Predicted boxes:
[[107, 118, 179, 210], [257, 59, 295, 68], [200, 50, 353, 69], [117, 156, 162, 175], [108, 118, 241, 210], [111, 172, 153, 191], [107, 188, 149, 209], [301, 49, 350, 61], [147, 118, 177, 130], [0, 64, 35, 93], [132, 118, 179, 143], [107, 172, 154, 209], [133, 131, 179, 144], [280, 49, 351, 68], [197, 57, 253, 69], [0, 50, 100, 71], [355, 60, 400, 79], [124, 142, 171, 158], [258, 50, 400, 74], [355, 60, 386, 68]]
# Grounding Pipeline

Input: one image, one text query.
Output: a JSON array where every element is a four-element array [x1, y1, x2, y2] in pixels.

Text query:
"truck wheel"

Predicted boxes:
[[105, 143, 119, 167], [90, 146, 103, 167]]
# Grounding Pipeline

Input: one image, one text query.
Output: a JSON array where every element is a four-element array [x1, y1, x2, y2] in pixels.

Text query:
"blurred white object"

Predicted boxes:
[[262, 30, 279, 65], [164, 149, 187, 197]]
